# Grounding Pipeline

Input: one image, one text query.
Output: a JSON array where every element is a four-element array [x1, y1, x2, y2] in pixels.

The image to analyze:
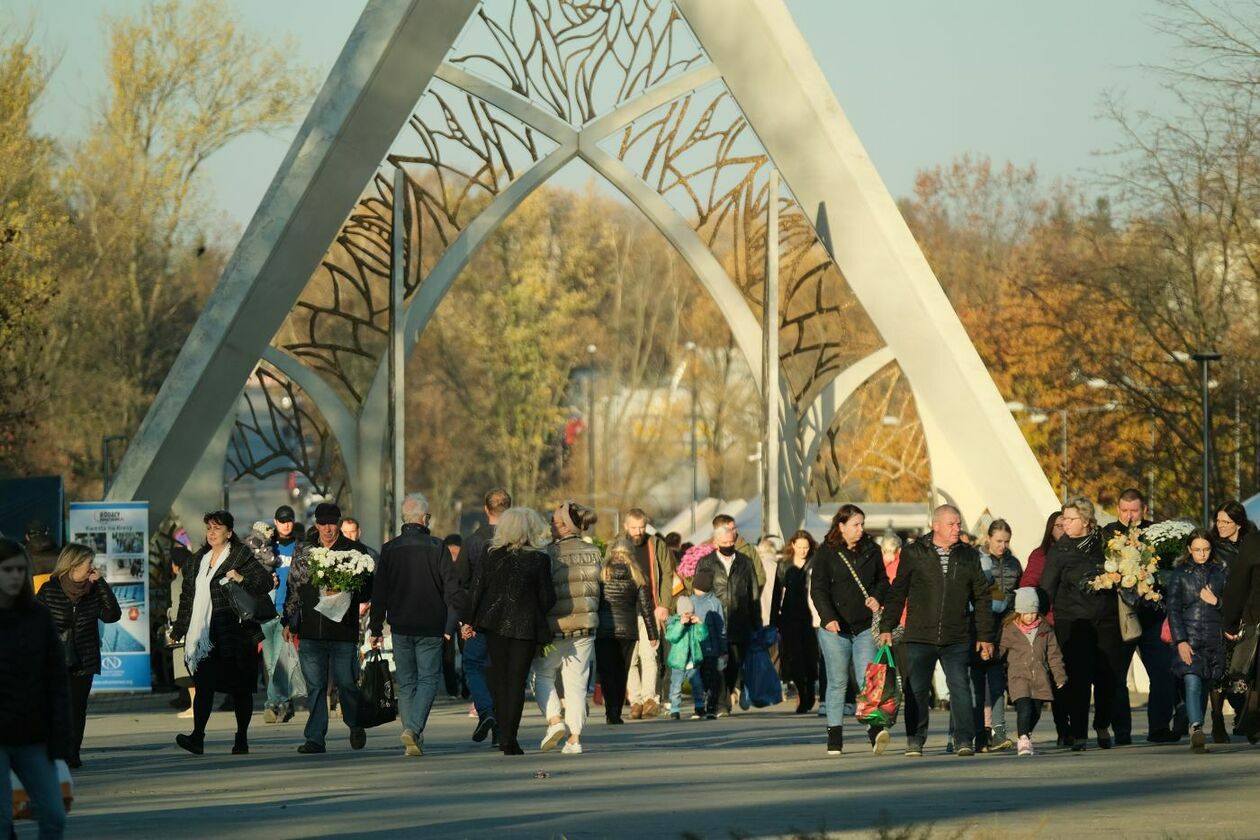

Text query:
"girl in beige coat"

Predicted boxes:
[[1000, 587, 1067, 756]]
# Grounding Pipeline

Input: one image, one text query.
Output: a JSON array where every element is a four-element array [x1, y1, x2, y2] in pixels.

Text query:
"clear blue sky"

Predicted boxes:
[[16, 0, 1179, 244]]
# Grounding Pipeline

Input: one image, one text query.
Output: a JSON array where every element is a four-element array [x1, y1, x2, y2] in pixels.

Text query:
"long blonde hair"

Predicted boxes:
[[602, 538, 646, 586], [52, 543, 95, 580]]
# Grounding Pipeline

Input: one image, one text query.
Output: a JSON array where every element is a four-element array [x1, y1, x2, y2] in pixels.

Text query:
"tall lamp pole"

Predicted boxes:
[[1192, 351, 1222, 526], [586, 344, 598, 509], [685, 341, 698, 536]]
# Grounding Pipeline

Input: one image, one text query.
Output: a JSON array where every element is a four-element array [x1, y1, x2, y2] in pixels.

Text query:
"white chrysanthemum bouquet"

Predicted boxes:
[[308, 546, 375, 621]]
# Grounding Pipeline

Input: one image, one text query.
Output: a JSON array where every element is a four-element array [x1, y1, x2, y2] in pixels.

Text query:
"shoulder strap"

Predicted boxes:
[[836, 548, 870, 600]]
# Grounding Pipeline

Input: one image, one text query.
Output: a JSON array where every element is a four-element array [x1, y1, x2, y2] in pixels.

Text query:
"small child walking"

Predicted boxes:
[[1000, 587, 1067, 756], [667, 570, 726, 719]]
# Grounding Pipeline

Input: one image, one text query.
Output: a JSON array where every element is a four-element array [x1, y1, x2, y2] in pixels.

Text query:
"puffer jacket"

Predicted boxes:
[[1167, 560, 1228, 681], [597, 562, 657, 641], [810, 535, 888, 634], [36, 575, 122, 676], [981, 549, 1023, 616], [880, 539, 994, 645], [1000, 617, 1066, 702], [545, 536, 602, 639], [1039, 532, 1117, 626]]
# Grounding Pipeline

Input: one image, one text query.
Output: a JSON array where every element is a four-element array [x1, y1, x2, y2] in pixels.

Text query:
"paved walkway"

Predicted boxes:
[[28, 695, 1260, 839]]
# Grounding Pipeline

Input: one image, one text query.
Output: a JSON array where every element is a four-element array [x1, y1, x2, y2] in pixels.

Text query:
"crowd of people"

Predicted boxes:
[[4, 484, 1260, 836]]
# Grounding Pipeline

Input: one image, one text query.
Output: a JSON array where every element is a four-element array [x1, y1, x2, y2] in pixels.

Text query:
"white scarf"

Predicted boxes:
[[185, 545, 228, 674]]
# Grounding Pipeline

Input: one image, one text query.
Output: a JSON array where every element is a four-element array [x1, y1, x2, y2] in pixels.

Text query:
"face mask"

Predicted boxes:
[[718, 545, 736, 557]]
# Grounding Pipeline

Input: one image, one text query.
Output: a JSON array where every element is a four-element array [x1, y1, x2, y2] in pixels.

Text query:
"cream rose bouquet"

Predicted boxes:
[[1089, 525, 1162, 603]]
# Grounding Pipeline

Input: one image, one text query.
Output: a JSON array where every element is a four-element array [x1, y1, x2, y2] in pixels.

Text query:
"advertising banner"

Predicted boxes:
[[66, 502, 151, 692]]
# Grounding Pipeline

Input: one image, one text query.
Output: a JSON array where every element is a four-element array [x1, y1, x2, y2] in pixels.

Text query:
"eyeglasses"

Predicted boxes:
[[1061, 514, 1082, 522]]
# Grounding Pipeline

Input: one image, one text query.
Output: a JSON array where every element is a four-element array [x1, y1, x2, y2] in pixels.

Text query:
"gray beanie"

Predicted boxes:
[[1013, 587, 1040, 614], [675, 595, 694, 615]]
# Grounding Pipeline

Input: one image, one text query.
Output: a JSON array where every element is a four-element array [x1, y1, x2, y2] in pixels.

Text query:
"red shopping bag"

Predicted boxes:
[[856, 643, 900, 727]]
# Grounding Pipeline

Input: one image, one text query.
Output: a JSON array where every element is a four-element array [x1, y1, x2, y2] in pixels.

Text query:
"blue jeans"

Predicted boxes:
[[1, 743, 66, 839], [904, 642, 974, 749], [261, 618, 298, 708], [1184, 674, 1208, 728], [393, 634, 444, 737], [669, 664, 706, 713], [298, 638, 361, 747], [816, 627, 876, 729], [463, 632, 495, 719], [971, 658, 1007, 737]]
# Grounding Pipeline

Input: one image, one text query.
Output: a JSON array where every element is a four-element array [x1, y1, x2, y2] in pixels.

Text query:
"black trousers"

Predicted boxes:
[[594, 637, 636, 721], [485, 633, 536, 748], [190, 656, 254, 740], [1055, 619, 1126, 739], [1015, 697, 1043, 736], [68, 673, 94, 759], [719, 641, 747, 710], [778, 624, 818, 707]]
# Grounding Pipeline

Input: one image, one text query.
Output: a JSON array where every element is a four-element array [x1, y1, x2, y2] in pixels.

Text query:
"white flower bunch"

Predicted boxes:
[[251, 521, 275, 540], [308, 546, 374, 592]]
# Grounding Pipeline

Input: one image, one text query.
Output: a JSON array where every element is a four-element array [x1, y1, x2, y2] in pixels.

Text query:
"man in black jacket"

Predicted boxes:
[[694, 521, 761, 714], [1102, 488, 1182, 744], [879, 505, 994, 757], [457, 488, 511, 741], [284, 502, 374, 754], [369, 493, 464, 757]]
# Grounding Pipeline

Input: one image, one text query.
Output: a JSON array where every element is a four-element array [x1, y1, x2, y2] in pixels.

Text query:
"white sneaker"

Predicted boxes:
[[873, 729, 891, 756], [561, 741, 583, 755], [540, 722, 567, 752], [1017, 735, 1033, 756]]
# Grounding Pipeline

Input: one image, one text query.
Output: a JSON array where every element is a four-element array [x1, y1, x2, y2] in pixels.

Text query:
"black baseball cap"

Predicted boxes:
[[274, 505, 296, 523], [314, 502, 342, 525]]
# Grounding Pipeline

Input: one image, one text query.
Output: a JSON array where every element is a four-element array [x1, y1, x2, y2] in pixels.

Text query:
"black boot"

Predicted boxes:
[[826, 726, 843, 756], [232, 733, 249, 755], [176, 733, 204, 755]]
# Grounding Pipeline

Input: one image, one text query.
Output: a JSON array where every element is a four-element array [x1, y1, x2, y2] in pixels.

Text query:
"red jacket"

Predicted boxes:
[[1019, 546, 1054, 624]]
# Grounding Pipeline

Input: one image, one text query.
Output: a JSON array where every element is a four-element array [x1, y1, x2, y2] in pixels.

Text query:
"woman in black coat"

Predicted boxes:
[[1222, 509, 1260, 744], [1040, 497, 1126, 751], [810, 505, 890, 755], [36, 543, 121, 768], [467, 508, 557, 755], [1167, 529, 1228, 753], [1209, 501, 1253, 741], [1, 538, 69, 837], [595, 538, 657, 725], [169, 510, 274, 756], [770, 530, 820, 714]]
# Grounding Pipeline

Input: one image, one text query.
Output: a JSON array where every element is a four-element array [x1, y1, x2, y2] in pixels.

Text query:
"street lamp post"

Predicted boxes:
[[1007, 401, 1117, 503], [685, 341, 698, 536], [1192, 351, 1222, 526], [586, 344, 598, 509]]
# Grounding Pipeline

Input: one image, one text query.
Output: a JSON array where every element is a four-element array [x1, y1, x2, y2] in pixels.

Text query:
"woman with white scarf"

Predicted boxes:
[[169, 510, 273, 756]]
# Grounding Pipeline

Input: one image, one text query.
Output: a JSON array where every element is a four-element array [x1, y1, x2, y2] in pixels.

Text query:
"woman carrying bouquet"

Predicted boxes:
[[169, 510, 273, 756], [1166, 530, 1228, 753], [1040, 497, 1125, 751]]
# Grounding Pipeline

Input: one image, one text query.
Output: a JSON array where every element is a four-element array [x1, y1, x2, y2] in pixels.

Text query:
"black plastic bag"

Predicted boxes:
[[356, 650, 398, 729]]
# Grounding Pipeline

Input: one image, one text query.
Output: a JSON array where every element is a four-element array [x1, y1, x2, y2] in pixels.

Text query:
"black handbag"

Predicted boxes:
[[1229, 622, 1260, 685], [221, 578, 278, 623], [355, 650, 398, 729], [60, 627, 83, 674]]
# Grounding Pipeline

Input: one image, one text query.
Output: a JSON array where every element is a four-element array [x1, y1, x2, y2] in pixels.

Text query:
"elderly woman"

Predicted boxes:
[[467, 508, 557, 755], [169, 510, 274, 756], [1040, 497, 1125, 752], [36, 542, 121, 769]]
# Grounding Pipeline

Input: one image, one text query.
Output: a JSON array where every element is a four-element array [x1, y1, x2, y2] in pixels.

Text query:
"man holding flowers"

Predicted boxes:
[[284, 502, 375, 754], [1102, 489, 1183, 745]]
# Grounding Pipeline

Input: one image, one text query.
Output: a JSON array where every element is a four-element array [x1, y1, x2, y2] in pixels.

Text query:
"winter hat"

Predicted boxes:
[[1013, 587, 1040, 614], [692, 567, 715, 594], [675, 595, 694, 615]]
